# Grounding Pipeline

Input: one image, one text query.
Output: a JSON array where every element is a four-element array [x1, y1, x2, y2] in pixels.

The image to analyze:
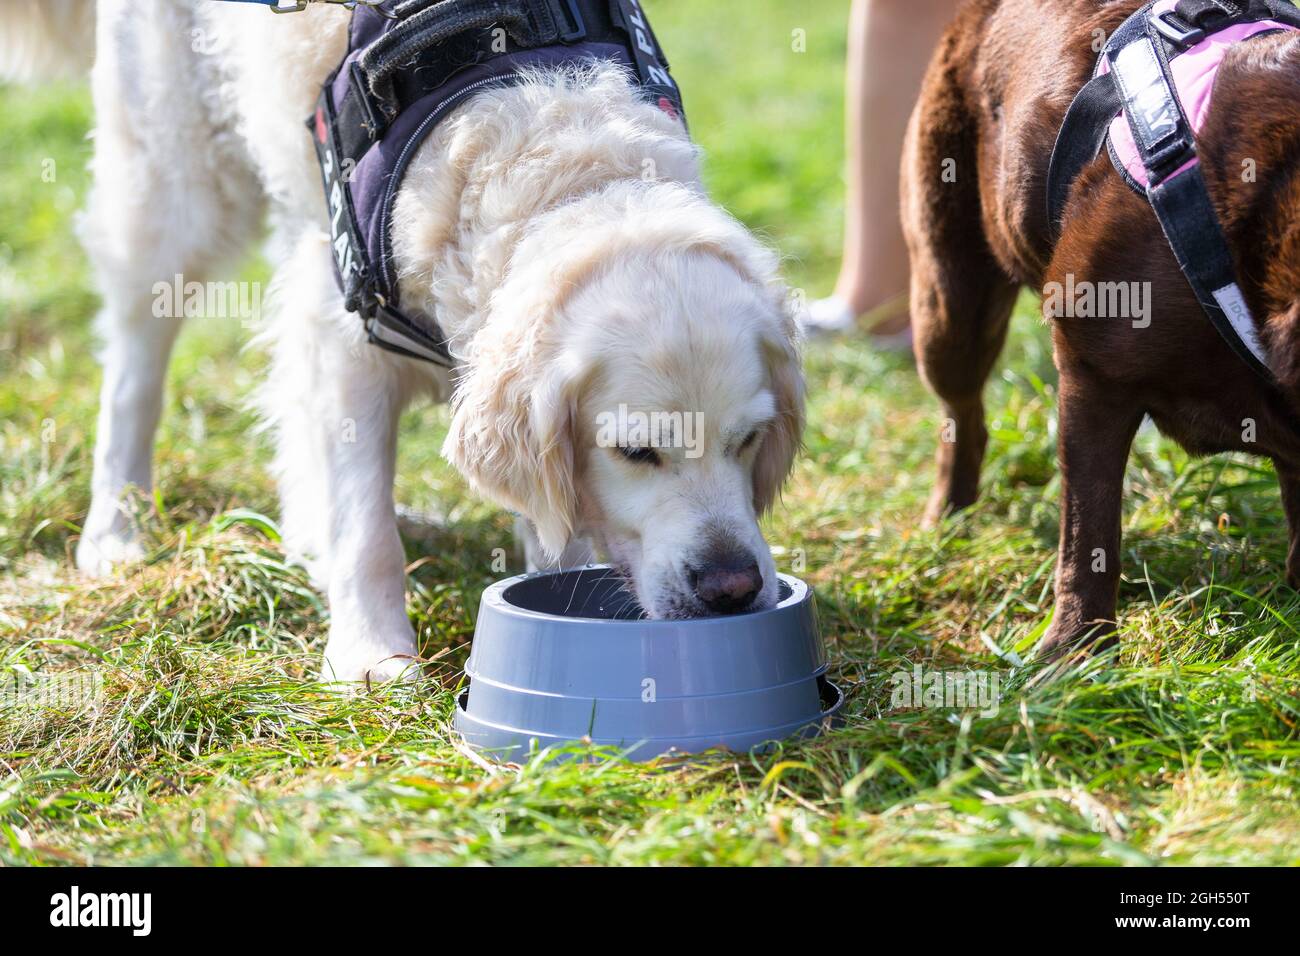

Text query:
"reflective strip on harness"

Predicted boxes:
[[1112, 37, 1182, 160]]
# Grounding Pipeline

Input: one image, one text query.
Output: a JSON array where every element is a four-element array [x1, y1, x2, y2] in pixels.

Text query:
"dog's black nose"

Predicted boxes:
[[689, 561, 763, 614]]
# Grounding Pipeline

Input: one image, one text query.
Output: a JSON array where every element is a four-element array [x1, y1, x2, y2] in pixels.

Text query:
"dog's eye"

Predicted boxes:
[[619, 446, 662, 467], [737, 430, 761, 454]]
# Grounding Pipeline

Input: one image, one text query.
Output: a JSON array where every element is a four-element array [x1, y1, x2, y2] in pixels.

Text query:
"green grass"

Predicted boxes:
[[3, 0, 1300, 866]]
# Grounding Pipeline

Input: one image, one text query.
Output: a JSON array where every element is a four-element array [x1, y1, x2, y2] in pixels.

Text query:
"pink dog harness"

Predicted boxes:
[[1047, 0, 1300, 384]]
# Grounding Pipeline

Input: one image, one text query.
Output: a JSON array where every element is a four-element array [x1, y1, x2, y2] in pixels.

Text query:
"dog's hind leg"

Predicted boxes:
[[76, 1, 263, 575], [900, 37, 1019, 527]]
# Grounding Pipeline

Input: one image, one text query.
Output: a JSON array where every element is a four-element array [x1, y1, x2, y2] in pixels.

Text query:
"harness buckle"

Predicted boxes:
[[555, 0, 587, 43], [348, 61, 387, 140], [269, 0, 398, 15], [1153, 11, 1208, 48], [1148, 138, 1199, 186]]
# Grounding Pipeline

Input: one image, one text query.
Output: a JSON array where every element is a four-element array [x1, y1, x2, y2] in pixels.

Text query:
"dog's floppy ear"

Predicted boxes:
[[444, 324, 582, 559], [753, 305, 806, 515]]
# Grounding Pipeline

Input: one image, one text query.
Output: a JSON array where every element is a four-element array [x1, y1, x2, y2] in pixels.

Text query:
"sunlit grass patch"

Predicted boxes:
[[3, 0, 1299, 866]]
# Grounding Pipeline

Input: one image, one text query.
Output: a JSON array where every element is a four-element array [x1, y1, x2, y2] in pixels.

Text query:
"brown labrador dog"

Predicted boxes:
[[901, 0, 1300, 658]]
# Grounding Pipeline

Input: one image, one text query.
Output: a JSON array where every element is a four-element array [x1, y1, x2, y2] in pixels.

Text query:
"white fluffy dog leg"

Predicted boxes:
[[263, 278, 417, 687], [258, 236, 420, 684], [77, 313, 181, 576], [316, 372, 420, 686], [76, 0, 263, 577]]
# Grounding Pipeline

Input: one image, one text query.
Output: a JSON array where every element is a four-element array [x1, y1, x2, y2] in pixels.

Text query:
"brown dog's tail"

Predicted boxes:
[[0, 0, 95, 83]]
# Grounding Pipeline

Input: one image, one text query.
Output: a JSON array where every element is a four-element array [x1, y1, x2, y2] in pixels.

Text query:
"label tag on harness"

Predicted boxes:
[[310, 94, 371, 320], [614, 0, 680, 119], [1212, 283, 1268, 364]]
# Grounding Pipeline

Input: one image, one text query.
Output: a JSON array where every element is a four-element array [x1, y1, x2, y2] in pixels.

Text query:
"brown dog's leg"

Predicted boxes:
[[1039, 373, 1144, 660], [922, 393, 996, 526], [907, 225, 1017, 528], [1276, 463, 1300, 590], [901, 27, 1019, 527], [906, 217, 1018, 527]]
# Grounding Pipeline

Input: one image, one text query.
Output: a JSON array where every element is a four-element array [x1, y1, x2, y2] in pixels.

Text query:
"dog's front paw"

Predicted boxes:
[[75, 529, 145, 578], [1037, 618, 1116, 664], [318, 628, 422, 688]]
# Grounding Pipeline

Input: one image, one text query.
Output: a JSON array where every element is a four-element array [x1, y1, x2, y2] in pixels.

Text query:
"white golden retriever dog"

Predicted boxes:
[[2, 0, 805, 682]]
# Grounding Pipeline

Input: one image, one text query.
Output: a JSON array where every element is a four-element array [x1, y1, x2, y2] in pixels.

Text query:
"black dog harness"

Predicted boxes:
[[280, 0, 685, 366], [1047, 0, 1300, 385]]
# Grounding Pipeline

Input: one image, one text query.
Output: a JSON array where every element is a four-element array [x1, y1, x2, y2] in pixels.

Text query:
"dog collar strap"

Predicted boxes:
[[1046, 0, 1300, 385], [307, 0, 686, 367]]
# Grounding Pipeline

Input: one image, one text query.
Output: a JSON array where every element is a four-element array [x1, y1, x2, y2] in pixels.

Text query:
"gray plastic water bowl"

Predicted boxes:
[[454, 566, 843, 762]]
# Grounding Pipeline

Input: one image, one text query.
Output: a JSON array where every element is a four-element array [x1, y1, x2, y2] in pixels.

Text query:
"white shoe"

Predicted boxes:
[[798, 294, 915, 354], [797, 295, 857, 337]]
